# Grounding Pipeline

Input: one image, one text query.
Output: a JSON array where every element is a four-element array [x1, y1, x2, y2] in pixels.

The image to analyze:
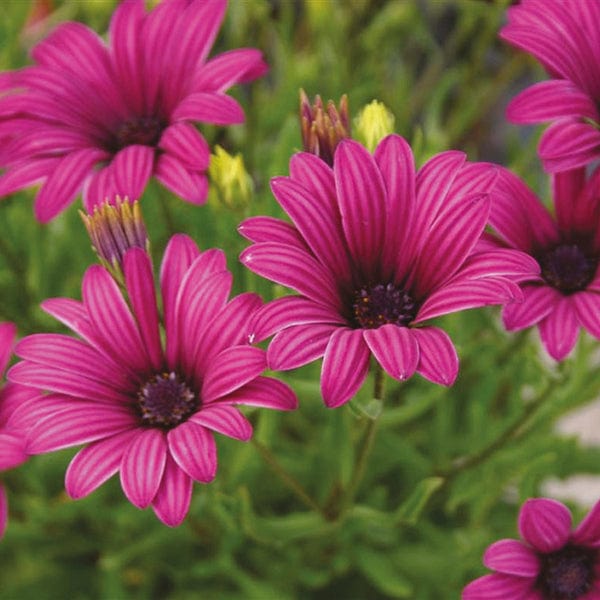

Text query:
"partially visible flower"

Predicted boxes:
[[0, 323, 36, 540], [299, 89, 350, 166], [487, 166, 600, 361], [10, 235, 297, 527], [0, 0, 267, 222], [463, 498, 600, 599], [208, 145, 253, 211], [354, 100, 395, 152], [501, 0, 600, 172], [239, 135, 537, 408], [81, 196, 149, 281]]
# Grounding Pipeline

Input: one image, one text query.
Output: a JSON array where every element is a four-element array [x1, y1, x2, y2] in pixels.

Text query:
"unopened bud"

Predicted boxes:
[[354, 100, 395, 152], [208, 145, 253, 211]]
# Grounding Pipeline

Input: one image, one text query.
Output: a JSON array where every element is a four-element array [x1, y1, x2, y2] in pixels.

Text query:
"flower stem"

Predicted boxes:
[[251, 437, 326, 518]]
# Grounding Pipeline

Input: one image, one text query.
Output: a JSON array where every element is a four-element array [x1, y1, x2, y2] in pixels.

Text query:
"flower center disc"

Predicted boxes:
[[114, 116, 164, 150], [138, 372, 197, 429], [537, 544, 596, 600], [352, 283, 416, 329], [540, 244, 596, 293]]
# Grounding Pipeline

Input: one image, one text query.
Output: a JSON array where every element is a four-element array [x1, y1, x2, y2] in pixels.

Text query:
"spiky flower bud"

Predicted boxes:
[[299, 89, 350, 166]]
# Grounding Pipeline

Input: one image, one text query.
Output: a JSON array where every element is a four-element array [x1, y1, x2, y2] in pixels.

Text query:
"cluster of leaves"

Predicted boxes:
[[1, 1, 599, 598]]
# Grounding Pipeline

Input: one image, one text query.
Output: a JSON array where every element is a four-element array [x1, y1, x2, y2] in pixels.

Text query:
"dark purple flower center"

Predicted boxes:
[[539, 244, 596, 293], [352, 283, 417, 329], [536, 544, 596, 600], [114, 116, 164, 151], [138, 372, 197, 429]]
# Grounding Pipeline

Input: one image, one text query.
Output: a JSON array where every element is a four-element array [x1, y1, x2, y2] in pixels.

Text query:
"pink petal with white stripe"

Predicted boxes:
[[219, 376, 298, 411], [0, 158, 59, 197], [539, 120, 600, 173], [124, 249, 163, 372], [191, 405, 252, 441], [192, 48, 266, 92], [363, 324, 419, 382], [538, 297, 580, 361], [167, 421, 217, 483], [82, 164, 118, 212], [459, 249, 540, 283], [120, 428, 167, 509], [507, 80, 598, 124], [151, 454, 193, 527], [334, 140, 387, 274], [111, 145, 154, 201], [202, 346, 266, 403], [40, 298, 96, 344], [172, 93, 244, 125], [321, 328, 371, 408], [155, 153, 208, 205], [462, 574, 537, 600], [0, 322, 16, 377], [0, 432, 27, 470], [572, 291, 600, 339], [238, 217, 309, 251], [411, 327, 459, 386], [483, 539, 540, 577], [158, 122, 210, 171], [66, 429, 140, 499], [268, 323, 338, 371], [34, 148, 108, 223], [27, 403, 136, 454], [502, 285, 559, 331], [518, 498, 572, 553], [573, 499, 600, 548]]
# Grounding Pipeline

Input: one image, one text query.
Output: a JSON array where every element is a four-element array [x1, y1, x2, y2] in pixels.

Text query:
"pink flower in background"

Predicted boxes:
[[501, 0, 600, 172], [239, 135, 537, 408], [0, 323, 35, 540], [9, 235, 296, 526], [487, 166, 600, 361], [0, 0, 267, 222], [463, 498, 600, 599]]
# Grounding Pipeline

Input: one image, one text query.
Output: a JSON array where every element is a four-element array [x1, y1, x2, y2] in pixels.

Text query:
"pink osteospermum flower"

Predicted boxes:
[[487, 166, 600, 361], [500, 0, 600, 172], [0, 322, 36, 540], [0, 0, 267, 222], [239, 135, 538, 408], [8, 235, 297, 527], [463, 498, 600, 600]]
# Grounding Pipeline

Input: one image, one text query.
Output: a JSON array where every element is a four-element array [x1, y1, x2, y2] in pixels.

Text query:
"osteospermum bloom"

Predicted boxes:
[[9, 235, 297, 526], [501, 0, 600, 172], [463, 498, 600, 599], [0, 0, 267, 222], [239, 135, 538, 408], [0, 323, 35, 539], [487, 166, 600, 361]]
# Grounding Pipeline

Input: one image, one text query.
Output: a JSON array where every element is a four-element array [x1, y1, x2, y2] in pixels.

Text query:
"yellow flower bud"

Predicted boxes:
[[208, 145, 253, 211], [354, 100, 396, 152]]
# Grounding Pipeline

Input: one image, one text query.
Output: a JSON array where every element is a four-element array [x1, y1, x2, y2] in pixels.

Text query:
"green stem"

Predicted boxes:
[[251, 438, 326, 518], [157, 191, 177, 238]]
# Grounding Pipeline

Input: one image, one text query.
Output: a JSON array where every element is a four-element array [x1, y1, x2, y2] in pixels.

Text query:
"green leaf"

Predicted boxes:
[[395, 477, 444, 525], [354, 547, 413, 598]]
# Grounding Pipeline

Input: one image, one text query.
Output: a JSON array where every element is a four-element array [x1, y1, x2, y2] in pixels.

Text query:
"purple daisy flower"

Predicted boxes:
[[487, 166, 600, 361], [239, 135, 538, 408], [501, 0, 600, 172], [0, 322, 36, 540], [9, 235, 297, 526], [0, 0, 267, 222], [463, 498, 600, 599]]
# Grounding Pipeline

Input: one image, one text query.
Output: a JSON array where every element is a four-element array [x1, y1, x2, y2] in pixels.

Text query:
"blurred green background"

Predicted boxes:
[[3, 1, 600, 598]]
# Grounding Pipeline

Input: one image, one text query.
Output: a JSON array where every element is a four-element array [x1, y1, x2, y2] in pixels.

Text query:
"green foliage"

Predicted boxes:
[[1, 1, 599, 599]]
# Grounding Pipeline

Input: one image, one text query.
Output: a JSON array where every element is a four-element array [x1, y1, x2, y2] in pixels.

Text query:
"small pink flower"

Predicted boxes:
[[463, 498, 600, 599], [0, 0, 267, 222], [501, 0, 600, 172], [0, 322, 35, 540], [488, 166, 600, 361], [239, 136, 537, 408], [9, 235, 297, 526]]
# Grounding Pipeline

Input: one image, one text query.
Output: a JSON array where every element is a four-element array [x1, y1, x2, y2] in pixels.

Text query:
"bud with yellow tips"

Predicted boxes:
[[208, 145, 253, 212], [354, 100, 396, 152]]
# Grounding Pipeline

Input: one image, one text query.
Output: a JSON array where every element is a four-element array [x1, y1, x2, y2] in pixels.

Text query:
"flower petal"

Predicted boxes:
[[483, 539, 541, 577], [158, 122, 210, 171], [171, 92, 244, 125], [190, 405, 252, 441], [218, 376, 298, 411], [151, 454, 193, 527], [502, 285, 559, 331], [111, 145, 154, 201], [518, 498, 572, 553], [573, 499, 600, 547], [572, 291, 600, 339], [192, 48, 267, 92], [538, 297, 580, 361], [411, 326, 459, 386], [120, 428, 167, 509], [0, 322, 16, 378], [65, 429, 140, 499], [462, 574, 536, 600], [238, 216, 308, 250], [363, 324, 419, 382], [0, 432, 27, 470], [155, 154, 208, 205], [167, 421, 216, 483], [539, 119, 600, 173], [321, 328, 370, 408]]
